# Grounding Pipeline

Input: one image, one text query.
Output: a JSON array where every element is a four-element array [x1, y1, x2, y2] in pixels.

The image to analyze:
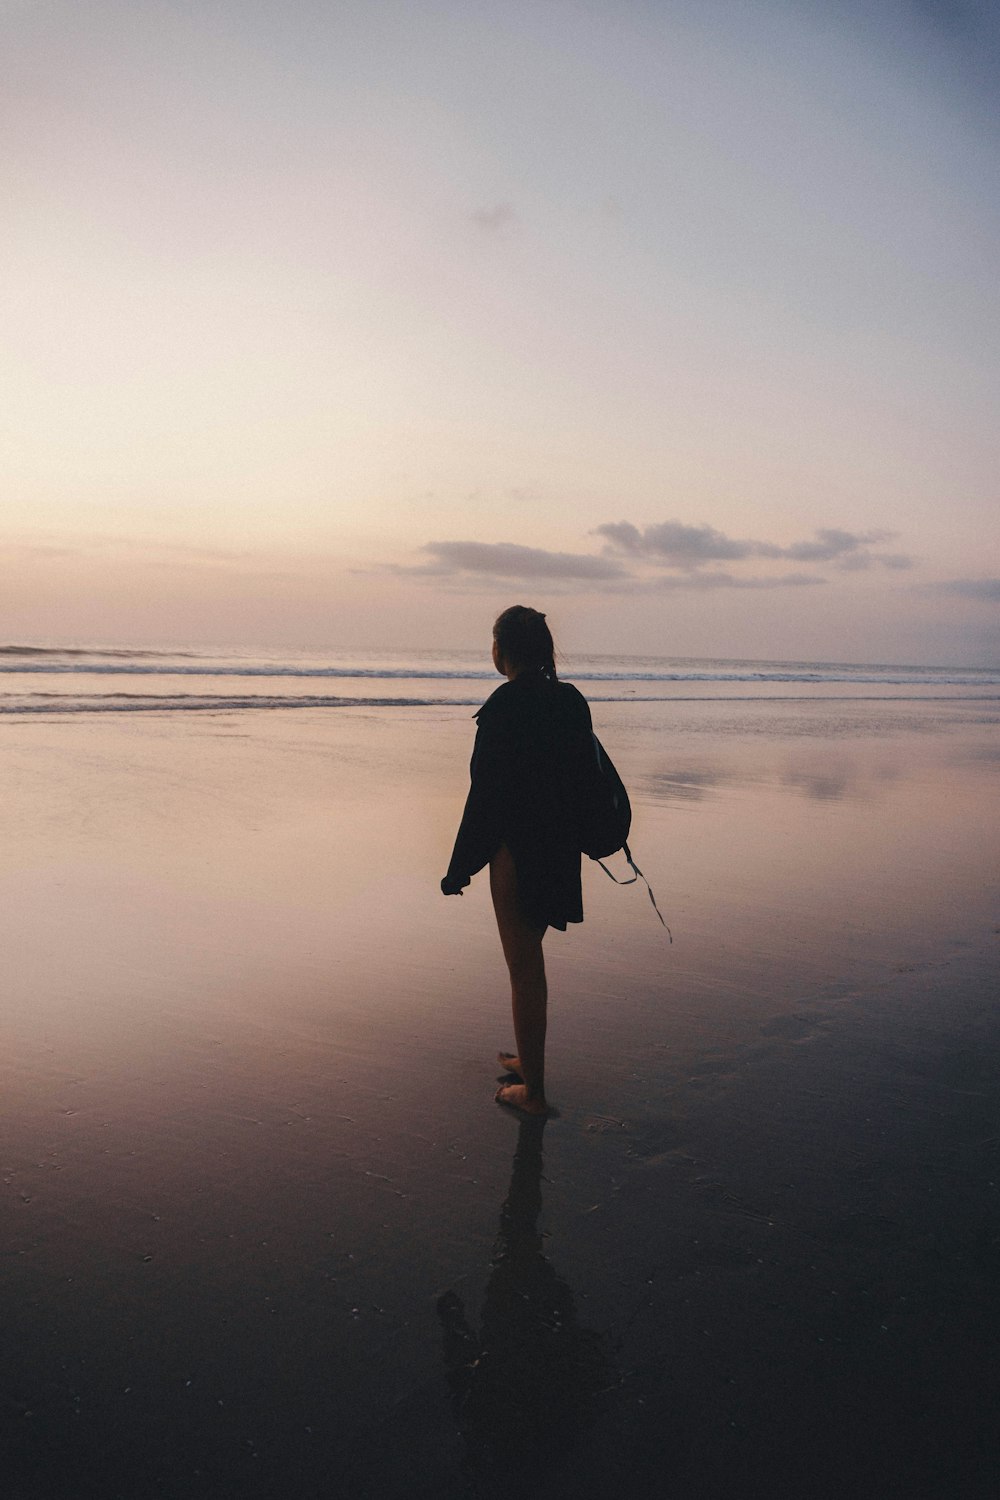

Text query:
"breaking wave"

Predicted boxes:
[[1, 645, 996, 714]]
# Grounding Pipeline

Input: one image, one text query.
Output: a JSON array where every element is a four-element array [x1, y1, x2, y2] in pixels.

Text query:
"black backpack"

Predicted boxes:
[[580, 735, 671, 937]]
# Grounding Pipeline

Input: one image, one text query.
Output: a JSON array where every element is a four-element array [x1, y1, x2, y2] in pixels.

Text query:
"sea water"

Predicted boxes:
[[2, 642, 997, 716]]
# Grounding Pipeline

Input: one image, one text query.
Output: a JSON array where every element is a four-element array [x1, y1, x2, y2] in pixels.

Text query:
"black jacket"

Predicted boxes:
[[441, 671, 594, 931]]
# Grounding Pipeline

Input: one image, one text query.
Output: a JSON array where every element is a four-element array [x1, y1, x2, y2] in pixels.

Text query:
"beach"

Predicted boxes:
[[1, 661, 997, 1498]]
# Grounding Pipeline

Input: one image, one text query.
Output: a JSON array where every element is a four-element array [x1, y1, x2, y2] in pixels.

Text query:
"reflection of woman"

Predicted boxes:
[[438, 1117, 614, 1469], [441, 607, 595, 1115]]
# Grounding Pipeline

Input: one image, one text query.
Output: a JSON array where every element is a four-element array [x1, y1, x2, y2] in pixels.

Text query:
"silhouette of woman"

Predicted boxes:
[[441, 607, 595, 1115]]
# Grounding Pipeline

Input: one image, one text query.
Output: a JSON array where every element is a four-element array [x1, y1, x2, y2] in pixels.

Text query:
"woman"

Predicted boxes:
[[441, 606, 595, 1116]]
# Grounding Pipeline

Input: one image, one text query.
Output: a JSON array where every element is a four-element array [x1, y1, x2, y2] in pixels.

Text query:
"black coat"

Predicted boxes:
[[441, 671, 594, 931]]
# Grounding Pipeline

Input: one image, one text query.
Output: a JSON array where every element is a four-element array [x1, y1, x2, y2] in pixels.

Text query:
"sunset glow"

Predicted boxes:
[[4, 0, 997, 661]]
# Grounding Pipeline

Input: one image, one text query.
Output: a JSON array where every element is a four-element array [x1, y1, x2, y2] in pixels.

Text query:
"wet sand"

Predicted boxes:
[[1, 698, 997, 1498]]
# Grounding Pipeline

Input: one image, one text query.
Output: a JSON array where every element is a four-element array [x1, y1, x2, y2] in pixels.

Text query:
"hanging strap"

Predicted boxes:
[[594, 842, 672, 940]]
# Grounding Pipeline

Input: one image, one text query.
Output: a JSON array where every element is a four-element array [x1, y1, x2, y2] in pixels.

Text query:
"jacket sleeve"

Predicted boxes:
[[441, 718, 510, 894]]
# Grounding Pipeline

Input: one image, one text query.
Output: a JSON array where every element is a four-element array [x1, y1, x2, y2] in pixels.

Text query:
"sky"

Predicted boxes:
[[3, 0, 998, 663]]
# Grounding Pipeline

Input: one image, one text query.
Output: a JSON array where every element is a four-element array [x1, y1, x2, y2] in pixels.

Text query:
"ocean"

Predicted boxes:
[[2, 642, 997, 715]]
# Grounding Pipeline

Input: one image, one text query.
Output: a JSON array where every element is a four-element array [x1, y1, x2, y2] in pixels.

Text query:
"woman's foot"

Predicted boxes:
[[497, 1051, 523, 1078], [494, 1083, 548, 1116]]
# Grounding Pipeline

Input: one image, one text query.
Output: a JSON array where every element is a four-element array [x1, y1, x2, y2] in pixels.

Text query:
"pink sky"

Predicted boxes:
[[4, 0, 998, 663]]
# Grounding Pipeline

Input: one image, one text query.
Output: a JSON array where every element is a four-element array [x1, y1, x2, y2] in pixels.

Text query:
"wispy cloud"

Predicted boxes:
[[413, 540, 628, 583], [652, 570, 824, 591], [837, 550, 913, 572], [1, 543, 77, 558], [781, 528, 907, 568], [596, 521, 911, 571], [4, 535, 250, 565], [936, 577, 1000, 601], [470, 202, 516, 233]]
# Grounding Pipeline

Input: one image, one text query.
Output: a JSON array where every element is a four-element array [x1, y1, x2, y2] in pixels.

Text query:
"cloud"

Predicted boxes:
[[470, 202, 516, 233], [597, 520, 912, 571], [396, 518, 911, 594], [781, 527, 887, 561], [399, 540, 823, 592], [936, 577, 1000, 601], [596, 519, 756, 565], [414, 540, 628, 583], [837, 550, 914, 572], [782, 528, 908, 567], [652, 571, 824, 591]]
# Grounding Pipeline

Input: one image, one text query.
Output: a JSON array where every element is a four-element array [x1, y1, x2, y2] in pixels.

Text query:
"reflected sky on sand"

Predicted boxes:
[[642, 748, 914, 805], [0, 695, 995, 1497], [633, 700, 994, 810]]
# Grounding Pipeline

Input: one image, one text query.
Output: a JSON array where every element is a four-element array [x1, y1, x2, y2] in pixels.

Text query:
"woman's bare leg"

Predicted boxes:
[[489, 845, 548, 1115]]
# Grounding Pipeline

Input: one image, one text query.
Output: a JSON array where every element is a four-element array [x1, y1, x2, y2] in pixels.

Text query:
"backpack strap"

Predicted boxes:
[[594, 842, 672, 940]]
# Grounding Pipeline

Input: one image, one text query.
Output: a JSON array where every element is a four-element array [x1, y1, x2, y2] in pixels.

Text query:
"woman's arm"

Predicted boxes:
[[441, 720, 510, 894]]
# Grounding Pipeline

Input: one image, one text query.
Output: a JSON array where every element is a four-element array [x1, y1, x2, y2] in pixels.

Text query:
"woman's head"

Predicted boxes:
[[492, 605, 557, 680]]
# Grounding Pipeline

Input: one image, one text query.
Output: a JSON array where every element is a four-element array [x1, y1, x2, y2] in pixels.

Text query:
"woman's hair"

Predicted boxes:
[[493, 605, 557, 680]]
